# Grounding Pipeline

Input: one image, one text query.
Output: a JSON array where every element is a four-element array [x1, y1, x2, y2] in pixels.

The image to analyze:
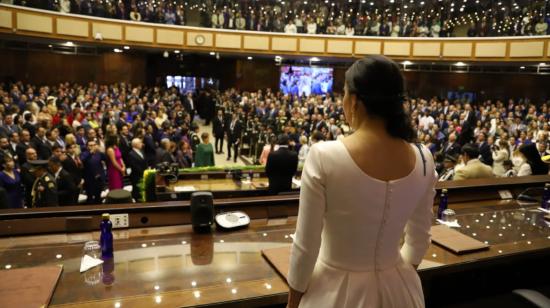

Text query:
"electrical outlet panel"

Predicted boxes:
[[111, 214, 129, 228]]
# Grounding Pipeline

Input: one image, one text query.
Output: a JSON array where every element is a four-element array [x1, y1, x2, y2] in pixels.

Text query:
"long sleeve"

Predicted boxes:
[[288, 145, 326, 292], [400, 151, 437, 266]]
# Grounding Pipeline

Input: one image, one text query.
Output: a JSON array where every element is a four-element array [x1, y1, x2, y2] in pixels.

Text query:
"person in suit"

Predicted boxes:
[[31, 126, 52, 160], [212, 110, 225, 154], [155, 138, 175, 165], [16, 129, 31, 166], [29, 160, 58, 207], [226, 113, 243, 162], [118, 124, 133, 165], [21, 147, 38, 207], [477, 133, 494, 166], [62, 143, 83, 200], [127, 138, 146, 202], [454, 143, 494, 181], [0, 135, 15, 165], [265, 134, 299, 194], [440, 133, 461, 157], [143, 125, 157, 168], [438, 154, 457, 181], [81, 140, 107, 204], [0, 155, 23, 208], [49, 156, 77, 206]]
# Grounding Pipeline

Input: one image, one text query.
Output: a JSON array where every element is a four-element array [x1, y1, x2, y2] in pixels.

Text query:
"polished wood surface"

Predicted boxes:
[[1, 201, 549, 307]]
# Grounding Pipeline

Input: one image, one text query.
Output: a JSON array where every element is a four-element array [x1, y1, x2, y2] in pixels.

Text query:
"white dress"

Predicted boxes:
[[288, 141, 436, 308]]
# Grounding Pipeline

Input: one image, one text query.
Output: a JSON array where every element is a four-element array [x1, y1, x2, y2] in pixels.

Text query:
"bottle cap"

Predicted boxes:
[[102, 213, 110, 220], [442, 189, 448, 193]]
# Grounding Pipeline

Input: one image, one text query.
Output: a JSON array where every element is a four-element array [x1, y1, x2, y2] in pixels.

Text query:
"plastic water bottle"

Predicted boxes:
[[438, 189, 448, 219], [542, 184, 550, 210], [100, 213, 114, 258]]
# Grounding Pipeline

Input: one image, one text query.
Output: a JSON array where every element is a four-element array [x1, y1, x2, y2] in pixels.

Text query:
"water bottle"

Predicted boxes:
[[438, 189, 448, 220], [542, 183, 550, 210], [100, 213, 114, 258]]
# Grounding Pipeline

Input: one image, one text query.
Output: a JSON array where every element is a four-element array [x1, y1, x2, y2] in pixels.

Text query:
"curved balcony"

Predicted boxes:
[[1, 4, 550, 62]]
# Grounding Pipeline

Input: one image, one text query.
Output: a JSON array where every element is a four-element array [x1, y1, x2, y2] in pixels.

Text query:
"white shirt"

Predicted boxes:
[[284, 24, 297, 34]]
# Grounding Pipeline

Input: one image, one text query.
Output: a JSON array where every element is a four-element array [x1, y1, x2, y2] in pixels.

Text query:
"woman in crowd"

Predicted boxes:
[[0, 155, 23, 209], [259, 135, 278, 165], [298, 135, 309, 164], [287, 55, 436, 308], [492, 139, 510, 177], [194, 132, 215, 167], [516, 143, 548, 176], [176, 140, 193, 168], [105, 134, 125, 190]]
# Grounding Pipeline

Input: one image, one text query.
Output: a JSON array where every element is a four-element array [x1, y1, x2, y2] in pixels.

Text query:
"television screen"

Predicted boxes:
[[166, 76, 197, 93], [280, 66, 333, 96]]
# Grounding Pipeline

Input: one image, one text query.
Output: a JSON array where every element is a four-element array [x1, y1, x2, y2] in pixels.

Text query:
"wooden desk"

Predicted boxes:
[[1, 202, 549, 307]]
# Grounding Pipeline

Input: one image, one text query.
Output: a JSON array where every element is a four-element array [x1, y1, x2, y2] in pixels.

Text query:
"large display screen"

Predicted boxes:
[[279, 66, 333, 96], [166, 76, 196, 93]]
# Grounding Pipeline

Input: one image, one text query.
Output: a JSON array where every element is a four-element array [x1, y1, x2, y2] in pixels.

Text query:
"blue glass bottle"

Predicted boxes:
[[100, 213, 114, 258], [438, 189, 448, 219], [542, 184, 550, 210]]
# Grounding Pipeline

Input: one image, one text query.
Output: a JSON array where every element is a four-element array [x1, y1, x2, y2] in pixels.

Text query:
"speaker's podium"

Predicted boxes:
[[190, 192, 215, 232]]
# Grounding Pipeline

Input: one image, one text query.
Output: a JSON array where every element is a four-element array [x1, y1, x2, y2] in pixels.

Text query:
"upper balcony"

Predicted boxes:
[[1, 4, 550, 63]]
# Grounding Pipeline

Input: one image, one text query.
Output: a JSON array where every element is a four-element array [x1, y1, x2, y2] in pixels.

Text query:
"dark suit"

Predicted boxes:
[[226, 119, 243, 162], [20, 162, 35, 208], [81, 150, 107, 204], [440, 142, 461, 157], [212, 116, 225, 153], [143, 134, 156, 167], [265, 146, 299, 194], [127, 150, 146, 202], [16, 142, 30, 166], [119, 134, 132, 164], [56, 169, 78, 206], [32, 173, 58, 207], [155, 147, 174, 165], [31, 136, 52, 160], [62, 154, 83, 186], [478, 142, 494, 166]]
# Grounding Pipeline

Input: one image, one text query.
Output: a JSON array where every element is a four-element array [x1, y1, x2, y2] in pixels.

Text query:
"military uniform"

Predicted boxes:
[[32, 172, 59, 207]]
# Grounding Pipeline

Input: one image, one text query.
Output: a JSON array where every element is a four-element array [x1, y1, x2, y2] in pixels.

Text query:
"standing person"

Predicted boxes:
[[226, 113, 242, 162], [81, 140, 107, 204], [21, 148, 38, 208], [212, 110, 225, 154], [105, 135, 125, 190], [31, 127, 52, 160], [265, 135, 298, 194], [492, 139, 510, 177], [298, 135, 310, 164], [48, 156, 77, 206], [29, 160, 58, 208], [194, 133, 215, 167], [62, 143, 83, 189], [287, 56, 436, 308], [16, 129, 32, 166], [127, 138, 146, 202], [0, 155, 23, 208]]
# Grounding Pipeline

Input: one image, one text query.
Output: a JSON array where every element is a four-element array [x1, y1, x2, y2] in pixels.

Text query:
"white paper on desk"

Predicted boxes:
[[241, 180, 252, 185], [292, 178, 301, 187], [537, 207, 550, 214], [436, 219, 461, 228], [174, 186, 196, 192], [80, 255, 104, 273]]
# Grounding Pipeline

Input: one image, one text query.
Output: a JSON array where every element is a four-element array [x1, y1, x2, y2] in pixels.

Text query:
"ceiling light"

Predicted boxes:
[[65, 41, 74, 46], [163, 51, 169, 58], [539, 63, 547, 66], [454, 62, 467, 67], [123, 46, 130, 50], [209, 52, 216, 56], [247, 56, 253, 60], [113, 48, 122, 53], [174, 50, 180, 54], [520, 66, 525, 69], [402, 61, 413, 65], [48, 44, 52, 48], [310, 57, 321, 62]]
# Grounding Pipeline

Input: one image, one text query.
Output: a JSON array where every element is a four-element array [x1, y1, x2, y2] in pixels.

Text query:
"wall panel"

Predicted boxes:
[[475, 42, 506, 57], [125, 26, 154, 43], [413, 42, 441, 57], [442, 42, 472, 57], [156, 29, 184, 45], [243, 36, 269, 50], [271, 37, 297, 52], [509, 41, 544, 58], [215, 33, 241, 49], [383, 42, 410, 56], [56, 18, 88, 37], [0, 9, 12, 28], [355, 41, 382, 55], [92, 22, 122, 40], [186, 32, 213, 47], [299, 38, 325, 53], [327, 40, 353, 54], [16, 12, 52, 33]]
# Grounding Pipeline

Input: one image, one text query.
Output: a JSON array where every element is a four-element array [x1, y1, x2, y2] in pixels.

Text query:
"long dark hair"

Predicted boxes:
[[345, 55, 415, 142], [519, 143, 548, 175]]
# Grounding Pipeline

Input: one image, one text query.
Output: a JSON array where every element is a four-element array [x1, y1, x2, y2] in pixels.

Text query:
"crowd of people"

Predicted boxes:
[[1, 79, 550, 208], [5, 0, 550, 37]]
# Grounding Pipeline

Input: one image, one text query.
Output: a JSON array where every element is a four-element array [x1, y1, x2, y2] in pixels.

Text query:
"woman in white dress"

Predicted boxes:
[[492, 139, 510, 177], [288, 55, 437, 308]]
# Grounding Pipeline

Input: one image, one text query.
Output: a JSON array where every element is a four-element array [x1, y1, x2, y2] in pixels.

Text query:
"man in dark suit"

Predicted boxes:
[[62, 143, 83, 199], [118, 124, 132, 165], [21, 147, 38, 208], [143, 127, 157, 168], [16, 129, 31, 166], [226, 113, 243, 162], [440, 133, 461, 157], [265, 134, 299, 194], [127, 138, 147, 202], [31, 126, 52, 160], [212, 110, 225, 154], [81, 140, 107, 204], [155, 138, 174, 165], [49, 156, 78, 206], [477, 133, 493, 166], [0, 135, 14, 165]]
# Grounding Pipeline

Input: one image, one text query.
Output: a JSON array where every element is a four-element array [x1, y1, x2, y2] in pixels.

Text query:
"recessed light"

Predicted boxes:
[[247, 56, 253, 60], [114, 48, 122, 53], [310, 57, 321, 62], [210, 52, 216, 56], [48, 44, 52, 48], [123, 46, 130, 50], [65, 41, 74, 46], [454, 62, 467, 66], [539, 63, 547, 66], [174, 50, 180, 54], [520, 66, 525, 69], [402, 60, 413, 65]]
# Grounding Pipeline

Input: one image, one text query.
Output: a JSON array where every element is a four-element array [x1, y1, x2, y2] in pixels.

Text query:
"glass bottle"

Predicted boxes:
[[100, 213, 114, 258]]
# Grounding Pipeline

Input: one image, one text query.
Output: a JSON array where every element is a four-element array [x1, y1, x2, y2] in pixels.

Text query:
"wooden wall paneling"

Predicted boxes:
[[215, 33, 242, 49], [326, 39, 353, 54], [299, 38, 325, 53], [125, 26, 154, 43], [354, 41, 382, 55], [16, 12, 52, 33], [0, 8, 12, 28], [508, 41, 544, 58], [92, 22, 123, 40], [413, 42, 441, 57], [475, 42, 507, 58], [243, 35, 270, 51], [271, 37, 298, 52], [56, 17, 89, 38], [156, 28, 184, 46], [442, 42, 472, 58], [383, 41, 410, 56]]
